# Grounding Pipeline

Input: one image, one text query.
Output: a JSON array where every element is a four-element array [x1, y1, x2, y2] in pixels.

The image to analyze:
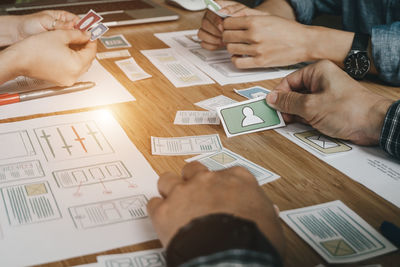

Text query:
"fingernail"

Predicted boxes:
[[267, 92, 277, 104]]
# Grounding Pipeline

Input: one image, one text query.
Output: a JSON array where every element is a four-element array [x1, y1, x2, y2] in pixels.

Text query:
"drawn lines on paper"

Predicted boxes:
[[105, 251, 166, 267], [294, 130, 352, 155], [53, 161, 131, 188], [0, 130, 35, 160], [34, 121, 113, 162], [69, 195, 148, 229], [0, 160, 45, 184], [1, 181, 61, 226]]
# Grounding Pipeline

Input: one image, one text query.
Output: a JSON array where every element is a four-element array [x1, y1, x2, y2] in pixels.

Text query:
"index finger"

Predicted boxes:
[[76, 40, 97, 66], [182, 161, 209, 181]]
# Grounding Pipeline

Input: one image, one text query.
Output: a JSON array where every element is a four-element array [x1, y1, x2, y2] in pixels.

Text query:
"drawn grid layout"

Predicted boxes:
[[0, 130, 35, 160], [34, 121, 113, 162], [53, 161, 131, 188], [104, 251, 166, 267], [0, 160, 45, 184], [69, 195, 148, 229], [1, 181, 62, 226]]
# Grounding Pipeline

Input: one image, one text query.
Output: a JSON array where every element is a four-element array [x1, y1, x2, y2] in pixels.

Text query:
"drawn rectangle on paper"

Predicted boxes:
[[151, 134, 223, 155], [34, 121, 113, 162], [53, 161, 131, 188], [100, 248, 166, 267], [0, 130, 35, 160], [190, 48, 231, 62], [0, 160, 45, 184], [1, 181, 61, 226], [294, 130, 352, 155], [69, 195, 148, 229], [186, 148, 280, 185]]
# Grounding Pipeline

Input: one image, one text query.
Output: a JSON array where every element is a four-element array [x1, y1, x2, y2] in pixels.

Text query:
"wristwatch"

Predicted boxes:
[[344, 33, 371, 80]]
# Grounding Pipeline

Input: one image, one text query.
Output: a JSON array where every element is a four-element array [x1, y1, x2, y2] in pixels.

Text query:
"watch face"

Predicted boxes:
[[344, 52, 370, 79]]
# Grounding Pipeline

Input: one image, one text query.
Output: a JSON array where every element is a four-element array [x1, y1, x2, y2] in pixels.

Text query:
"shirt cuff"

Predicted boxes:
[[166, 213, 282, 267], [379, 100, 400, 159]]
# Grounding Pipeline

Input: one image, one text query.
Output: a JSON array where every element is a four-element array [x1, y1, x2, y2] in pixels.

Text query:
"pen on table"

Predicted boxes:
[[0, 81, 96, 106]]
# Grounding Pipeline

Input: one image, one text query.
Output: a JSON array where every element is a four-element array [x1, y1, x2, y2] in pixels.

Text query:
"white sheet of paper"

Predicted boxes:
[[115, 57, 152, 82], [275, 123, 400, 208], [141, 48, 214, 87], [155, 30, 301, 85], [0, 110, 159, 266], [151, 134, 223, 155], [186, 148, 280, 185], [96, 49, 131, 60], [174, 110, 220, 125], [0, 60, 135, 120], [280, 201, 397, 263], [96, 248, 165, 266], [72, 263, 99, 267], [195, 95, 237, 111]]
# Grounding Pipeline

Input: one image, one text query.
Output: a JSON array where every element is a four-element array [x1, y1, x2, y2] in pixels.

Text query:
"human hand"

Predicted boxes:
[[222, 15, 311, 68], [266, 60, 394, 145], [7, 29, 96, 86], [16, 10, 79, 41], [147, 162, 285, 255], [198, 1, 266, 51]]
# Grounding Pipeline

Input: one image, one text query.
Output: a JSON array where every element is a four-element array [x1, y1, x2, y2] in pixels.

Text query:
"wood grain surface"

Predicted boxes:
[[9, 1, 397, 266]]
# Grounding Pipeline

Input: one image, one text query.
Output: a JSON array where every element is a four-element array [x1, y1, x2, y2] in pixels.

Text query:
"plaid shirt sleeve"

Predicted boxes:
[[380, 100, 400, 159], [166, 213, 282, 267]]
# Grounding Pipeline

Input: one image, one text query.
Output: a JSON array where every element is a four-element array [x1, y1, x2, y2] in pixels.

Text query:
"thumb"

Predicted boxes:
[[267, 90, 310, 119], [61, 29, 91, 45]]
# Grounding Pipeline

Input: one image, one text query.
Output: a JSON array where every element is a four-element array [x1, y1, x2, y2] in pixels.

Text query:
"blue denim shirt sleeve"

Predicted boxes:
[[287, 0, 342, 24], [372, 22, 400, 86]]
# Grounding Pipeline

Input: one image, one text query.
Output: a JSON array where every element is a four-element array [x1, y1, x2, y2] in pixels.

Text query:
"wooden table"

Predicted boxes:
[[23, 1, 399, 266]]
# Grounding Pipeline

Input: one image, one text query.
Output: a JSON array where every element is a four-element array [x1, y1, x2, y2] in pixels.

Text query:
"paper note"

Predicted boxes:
[[275, 123, 400, 208], [280, 201, 397, 263], [141, 48, 214, 87], [195, 95, 237, 111], [0, 60, 135, 120], [217, 97, 285, 137], [100, 34, 131, 49], [174, 111, 220, 125], [155, 30, 302, 85], [0, 110, 159, 266], [96, 49, 131, 60], [186, 148, 280, 185], [115, 57, 151, 82], [96, 248, 165, 267], [234, 86, 270, 99], [151, 134, 223, 155]]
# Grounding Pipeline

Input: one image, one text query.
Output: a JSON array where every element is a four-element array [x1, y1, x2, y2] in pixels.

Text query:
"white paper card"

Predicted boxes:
[[0, 110, 160, 266], [280, 201, 397, 263], [186, 148, 280, 185], [174, 111, 220, 125], [195, 95, 237, 111], [141, 48, 214, 87], [234, 86, 271, 99], [96, 49, 131, 60], [151, 134, 223, 155], [115, 57, 152, 82], [0, 60, 135, 120], [96, 248, 165, 267]]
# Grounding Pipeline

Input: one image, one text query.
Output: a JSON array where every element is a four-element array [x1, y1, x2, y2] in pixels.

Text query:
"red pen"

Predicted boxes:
[[0, 82, 95, 106]]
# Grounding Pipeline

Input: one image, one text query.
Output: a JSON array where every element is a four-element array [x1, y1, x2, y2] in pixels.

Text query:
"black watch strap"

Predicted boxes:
[[351, 32, 370, 52]]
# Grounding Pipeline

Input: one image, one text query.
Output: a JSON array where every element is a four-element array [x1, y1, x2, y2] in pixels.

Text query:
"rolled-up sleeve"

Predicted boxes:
[[288, 0, 342, 24], [372, 22, 400, 86], [380, 100, 400, 159]]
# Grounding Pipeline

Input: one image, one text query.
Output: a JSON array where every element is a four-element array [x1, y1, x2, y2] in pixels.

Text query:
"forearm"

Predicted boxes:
[[0, 47, 22, 85], [0, 16, 21, 47], [166, 213, 283, 267], [256, 0, 296, 20]]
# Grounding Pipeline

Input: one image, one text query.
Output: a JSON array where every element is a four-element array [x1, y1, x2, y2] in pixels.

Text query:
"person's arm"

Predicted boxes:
[[0, 46, 21, 84], [252, 0, 296, 20], [166, 214, 282, 267], [0, 16, 21, 46], [380, 100, 400, 159]]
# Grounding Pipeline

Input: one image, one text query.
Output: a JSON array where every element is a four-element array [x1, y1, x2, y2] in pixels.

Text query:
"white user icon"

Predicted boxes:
[[241, 107, 264, 127]]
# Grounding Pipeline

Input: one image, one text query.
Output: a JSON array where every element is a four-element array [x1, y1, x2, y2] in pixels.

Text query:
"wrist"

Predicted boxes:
[[368, 98, 394, 143], [0, 47, 25, 85], [0, 16, 22, 46], [306, 26, 354, 66]]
